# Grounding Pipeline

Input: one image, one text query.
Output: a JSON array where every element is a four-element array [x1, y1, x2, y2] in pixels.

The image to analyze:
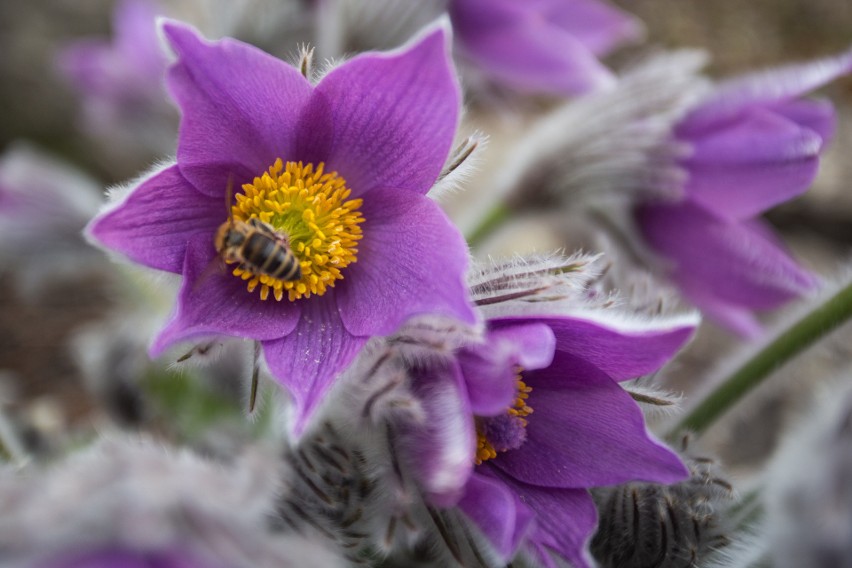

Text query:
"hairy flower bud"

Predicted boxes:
[[592, 442, 734, 568]]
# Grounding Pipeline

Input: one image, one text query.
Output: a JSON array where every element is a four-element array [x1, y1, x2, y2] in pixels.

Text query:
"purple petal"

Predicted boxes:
[[496, 476, 597, 568], [87, 164, 223, 273], [637, 200, 818, 316], [674, 277, 765, 338], [460, 323, 555, 416], [336, 188, 475, 337], [540, 0, 644, 56], [450, 0, 616, 95], [151, 235, 301, 354], [680, 106, 822, 219], [405, 360, 476, 506], [489, 315, 694, 382], [113, 0, 165, 80], [162, 22, 313, 197], [492, 351, 687, 488], [457, 471, 535, 561], [262, 295, 367, 435], [772, 97, 837, 143], [310, 24, 459, 197], [679, 48, 852, 135]]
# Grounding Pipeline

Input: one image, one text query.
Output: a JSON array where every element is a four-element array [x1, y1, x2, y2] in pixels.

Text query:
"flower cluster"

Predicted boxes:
[[2, 2, 851, 568]]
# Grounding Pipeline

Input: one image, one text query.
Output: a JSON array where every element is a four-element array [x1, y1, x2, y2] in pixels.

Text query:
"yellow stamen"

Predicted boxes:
[[231, 159, 364, 301], [474, 374, 533, 465]]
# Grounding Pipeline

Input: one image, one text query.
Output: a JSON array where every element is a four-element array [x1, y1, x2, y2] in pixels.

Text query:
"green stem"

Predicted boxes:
[[671, 278, 852, 437], [466, 202, 511, 249]]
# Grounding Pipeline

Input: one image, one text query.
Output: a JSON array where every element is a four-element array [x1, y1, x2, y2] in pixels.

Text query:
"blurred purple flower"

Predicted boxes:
[[0, 144, 104, 298], [636, 50, 852, 337], [449, 0, 643, 96], [406, 312, 694, 566], [43, 548, 203, 568], [59, 0, 168, 124], [58, 0, 173, 150], [87, 22, 475, 432]]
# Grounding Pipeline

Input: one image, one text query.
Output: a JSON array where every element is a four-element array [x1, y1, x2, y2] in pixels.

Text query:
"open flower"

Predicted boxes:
[[635, 50, 852, 336], [401, 256, 696, 566], [87, 21, 475, 431], [449, 0, 642, 96]]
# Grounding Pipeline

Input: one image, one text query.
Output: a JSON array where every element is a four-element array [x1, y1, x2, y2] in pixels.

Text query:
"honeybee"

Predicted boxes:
[[214, 216, 302, 282], [214, 175, 302, 283]]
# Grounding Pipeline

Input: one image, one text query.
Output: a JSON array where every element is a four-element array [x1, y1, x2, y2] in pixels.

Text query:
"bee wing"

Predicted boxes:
[[192, 254, 229, 295]]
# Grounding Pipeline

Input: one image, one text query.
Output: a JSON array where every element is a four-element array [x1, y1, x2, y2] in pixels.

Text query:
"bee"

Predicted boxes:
[[214, 175, 302, 283], [213, 216, 302, 282]]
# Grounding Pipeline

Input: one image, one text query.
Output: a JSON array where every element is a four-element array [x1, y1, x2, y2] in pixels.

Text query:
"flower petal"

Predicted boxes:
[[450, 0, 616, 95], [679, 48, 852, 135], [457, 471, 535, 561], [262, 295, 366, 435], [493, 351, 688, 488], [637, 200, 818, 316], [162, 22, 313, 197], [681, 107, 822, 219], [541, 0, 644, 56], [498, 476, 597, 568], [336, 188, 475, 337], [490, 315, 694, 382], [460, 323, 555, 416], [405, 360, 476, 507], [151, 235, 301, 354], [87, 164, 223, 273], [311, 24, 459, 197], [772, 97, 837, 143]]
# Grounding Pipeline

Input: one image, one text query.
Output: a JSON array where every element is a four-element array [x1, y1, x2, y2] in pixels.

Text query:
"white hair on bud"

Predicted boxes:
[[0, 436, 344, 567], [469, 250, 605, 308], [430, 131, 490, 202], [592, 440, 736, 568], [489, 50, 710, 210], [621, 377, 683, 421]]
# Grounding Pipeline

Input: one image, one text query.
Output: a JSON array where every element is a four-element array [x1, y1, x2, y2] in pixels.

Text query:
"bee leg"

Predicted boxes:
[[249, 340, 262, 413]]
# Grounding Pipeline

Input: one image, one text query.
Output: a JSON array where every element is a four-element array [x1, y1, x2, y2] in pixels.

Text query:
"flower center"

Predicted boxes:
[[229, 159, 364, 302], [475, 374, 533, 465]]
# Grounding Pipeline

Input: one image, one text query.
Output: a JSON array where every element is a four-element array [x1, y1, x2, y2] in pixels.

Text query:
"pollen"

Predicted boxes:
[[230, 159, 364, 301], [475, 374, 533, 465]]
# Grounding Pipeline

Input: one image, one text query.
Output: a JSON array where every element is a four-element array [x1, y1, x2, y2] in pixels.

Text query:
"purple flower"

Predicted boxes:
[[406, 312, 695, 566], [448, 0, 643, 96], [59, 0, 167, 120], [635, 50, 852, 337], [87, 22, 475, 431]]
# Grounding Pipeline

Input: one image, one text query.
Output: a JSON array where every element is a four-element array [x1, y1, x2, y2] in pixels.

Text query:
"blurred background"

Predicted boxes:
[[0, 0, 851, 470]]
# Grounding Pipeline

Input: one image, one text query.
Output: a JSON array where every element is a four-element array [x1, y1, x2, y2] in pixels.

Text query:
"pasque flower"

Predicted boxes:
[[636, 50, 852, 336], [87, 21, 475, 431], [401, 257, 696, 566], [313, 0, 641, 97], [448, 0, 642, 96]]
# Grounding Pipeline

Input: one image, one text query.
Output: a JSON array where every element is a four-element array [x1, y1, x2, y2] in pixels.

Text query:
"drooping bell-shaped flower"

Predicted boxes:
[[635, 50, 852, 336]]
